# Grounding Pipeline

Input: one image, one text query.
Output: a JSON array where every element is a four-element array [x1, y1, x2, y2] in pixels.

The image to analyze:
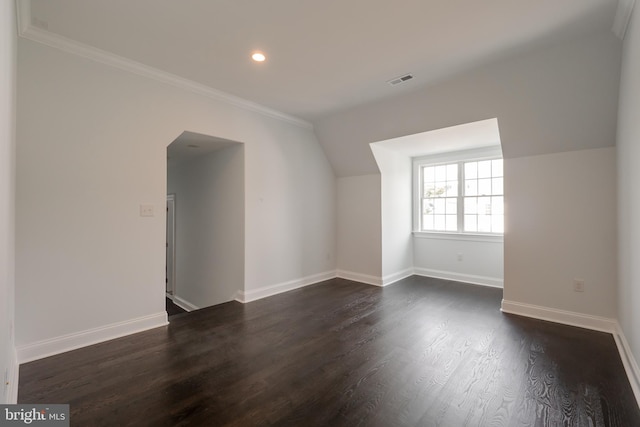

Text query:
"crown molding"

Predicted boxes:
[[15, 0, 313, 130], [612, 0, 636, 40]]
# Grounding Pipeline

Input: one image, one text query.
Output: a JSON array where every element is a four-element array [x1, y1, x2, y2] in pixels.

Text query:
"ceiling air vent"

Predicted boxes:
[[387, 73, 414, 86]]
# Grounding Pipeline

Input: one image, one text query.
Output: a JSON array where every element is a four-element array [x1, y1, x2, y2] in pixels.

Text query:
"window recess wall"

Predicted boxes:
[[370, 119, 504, 288], [412, 146, 504, 287]]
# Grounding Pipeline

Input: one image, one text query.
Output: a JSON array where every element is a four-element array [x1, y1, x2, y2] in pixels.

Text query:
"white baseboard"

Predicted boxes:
[[16, 312, 168, 364], [414, 268, 503, 288], [236, 270, 337, 303], [502, 300, 640, 409], [172, 295, 200, 312], [500, 299, 617, 333], [613, 322, 640, 408], [336, 270, 383, 287], [382, 268, 414, 286]]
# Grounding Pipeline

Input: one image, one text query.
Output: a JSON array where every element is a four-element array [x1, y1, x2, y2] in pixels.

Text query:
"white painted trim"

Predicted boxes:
[[16, 312, 168, 364], [166, 194, 176, 296], [414, 268, 503, 288], [613, 322, 640, 408], [500, 299, 617, 333], [382, 268, 414, 286], [336, 270, 383, 287], [413, 231, 503, 243], [172, 295, 200, 312], [15, 0, 312, 130], [612, 0, 636, 40], [6, 350, 18, 404], [236, 271, 336, 303]]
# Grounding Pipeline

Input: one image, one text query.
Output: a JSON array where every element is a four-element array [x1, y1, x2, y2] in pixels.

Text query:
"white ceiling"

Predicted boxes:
[[371, 118, 501, 158], [27, 0, 619, 122], [167, 131, 239, 164]]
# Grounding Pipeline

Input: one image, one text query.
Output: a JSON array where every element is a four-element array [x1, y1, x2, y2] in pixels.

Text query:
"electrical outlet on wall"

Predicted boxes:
[[457, 253, 463, 262], [573, 279, 585, 292]]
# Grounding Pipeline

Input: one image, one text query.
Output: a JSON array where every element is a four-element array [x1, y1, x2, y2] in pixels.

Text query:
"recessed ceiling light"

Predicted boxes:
[[251, 52, 266, 62]]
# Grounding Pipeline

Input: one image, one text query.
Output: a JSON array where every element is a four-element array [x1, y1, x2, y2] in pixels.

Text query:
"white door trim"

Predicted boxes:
[[166, 194, 176, 296]]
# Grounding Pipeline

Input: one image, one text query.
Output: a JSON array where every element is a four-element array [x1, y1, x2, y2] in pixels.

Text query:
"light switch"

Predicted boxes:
[[140, 205, 155, 217]]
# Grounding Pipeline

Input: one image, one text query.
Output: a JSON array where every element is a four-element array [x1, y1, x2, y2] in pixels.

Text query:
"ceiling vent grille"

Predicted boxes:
[[387, 73, 414, 86]]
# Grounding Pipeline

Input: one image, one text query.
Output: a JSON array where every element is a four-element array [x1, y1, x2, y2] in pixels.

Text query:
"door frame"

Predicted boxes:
[[166, 193, 176, 296]]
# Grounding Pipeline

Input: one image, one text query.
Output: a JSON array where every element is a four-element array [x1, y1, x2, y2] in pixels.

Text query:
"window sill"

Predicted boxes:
[[412, 231, 503, 243]]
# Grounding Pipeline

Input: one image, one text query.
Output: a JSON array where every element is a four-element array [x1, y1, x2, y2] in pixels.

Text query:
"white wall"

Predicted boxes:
[[167, 144, 244, 309], [336, 175, 382, 283], [317, 31, 621, 318], [414, 236, 504, 288], [617, 2, 640, 370], [504, 147, 617, 317], [370, 145, 413, 283], [0, 0, 17, 403], [16, 38, 336, 357]]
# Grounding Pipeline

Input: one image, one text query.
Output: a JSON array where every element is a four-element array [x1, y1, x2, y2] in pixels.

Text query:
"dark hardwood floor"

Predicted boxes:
[[19, 276, 640, 426]]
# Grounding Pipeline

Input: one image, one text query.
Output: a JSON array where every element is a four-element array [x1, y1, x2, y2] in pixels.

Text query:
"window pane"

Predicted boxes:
[[478, 178, 492, 196], [478, 197, 491, 214], [492, 215, 504, 233], [492, 159, 503, 177], [446, 164, 458, 181], [434, 215, 446, 230], [445, 215, 457, 231], [465, 161, 478, 179], [464, 197, 477, 214], [423, 166, 435, 183], [422, 214, 434, 230], [433, 182, 448, 197], [446, 198, 457, 214], [422, 199, 434, 215], [492, 196, 504, 215], [434, 198, 445, 214], [423, 185, 435, 198], [435, 165, 447, 181], [465, 179, 477, 196], [492, 177, 503, 195], [478, 160, 492, 178], [446, 182, 458, 197], [478, 215, 491, 232], [464, 215, 477, 232]]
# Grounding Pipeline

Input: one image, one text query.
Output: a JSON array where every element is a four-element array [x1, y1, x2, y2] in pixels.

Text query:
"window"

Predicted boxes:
[[416, 151, 503, 234]]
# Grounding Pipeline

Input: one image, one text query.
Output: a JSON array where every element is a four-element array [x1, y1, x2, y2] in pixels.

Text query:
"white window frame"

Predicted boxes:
[[413, 146, 504, 240]]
